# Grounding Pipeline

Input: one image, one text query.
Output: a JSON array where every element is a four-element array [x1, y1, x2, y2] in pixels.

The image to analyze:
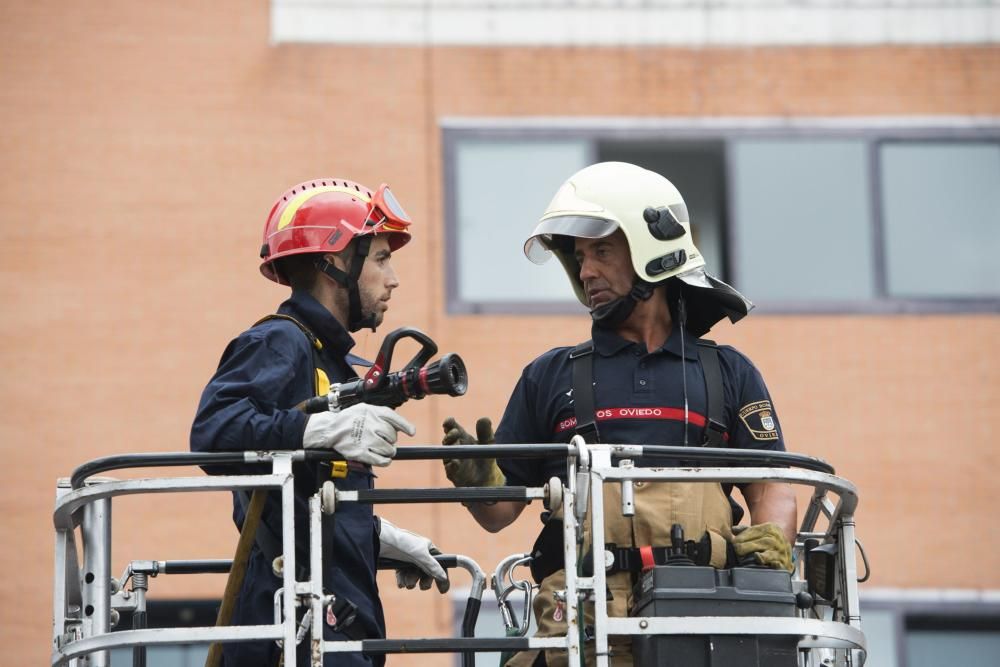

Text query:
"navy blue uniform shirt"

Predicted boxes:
[[496, 324, 785, 522], [191, 290, 384, 667]]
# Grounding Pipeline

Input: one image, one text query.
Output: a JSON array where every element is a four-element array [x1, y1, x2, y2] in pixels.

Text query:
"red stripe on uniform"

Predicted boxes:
[[554, 407, 728, 441]]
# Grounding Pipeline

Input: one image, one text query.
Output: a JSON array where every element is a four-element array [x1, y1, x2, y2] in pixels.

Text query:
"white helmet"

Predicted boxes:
[[524, 161, 753, 335]]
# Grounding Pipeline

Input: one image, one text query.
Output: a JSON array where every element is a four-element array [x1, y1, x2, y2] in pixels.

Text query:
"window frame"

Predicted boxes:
[[442, 117, 1000, 315]]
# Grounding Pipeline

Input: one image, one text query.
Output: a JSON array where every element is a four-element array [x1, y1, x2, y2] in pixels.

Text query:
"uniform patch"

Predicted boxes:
[[738, 400, 779, 441]]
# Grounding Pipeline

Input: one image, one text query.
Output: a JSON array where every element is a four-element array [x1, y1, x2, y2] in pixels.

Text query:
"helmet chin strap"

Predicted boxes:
[[590, 279, 655, 329], [314, 236, 376, 333]]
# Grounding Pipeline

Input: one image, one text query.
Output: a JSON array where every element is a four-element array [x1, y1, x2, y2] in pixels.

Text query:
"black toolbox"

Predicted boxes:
[[630, 566, 799, 667]]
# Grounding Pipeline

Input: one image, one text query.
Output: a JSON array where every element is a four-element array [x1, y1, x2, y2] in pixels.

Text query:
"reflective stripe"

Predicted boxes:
[[277, 186, 371, 231], [316, 368, 330, 396], [554, 407, 729, 441]]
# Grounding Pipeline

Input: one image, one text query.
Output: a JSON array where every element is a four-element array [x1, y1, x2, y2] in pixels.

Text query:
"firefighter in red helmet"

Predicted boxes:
[[193, 179, 449, 667], [258, 178, 413, 332]]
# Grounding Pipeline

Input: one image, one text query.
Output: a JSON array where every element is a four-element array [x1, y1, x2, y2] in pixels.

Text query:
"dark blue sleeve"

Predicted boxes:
[[721, 348, 785, 452], [494, 371, 546, 488], [190, 330, 310, 453]]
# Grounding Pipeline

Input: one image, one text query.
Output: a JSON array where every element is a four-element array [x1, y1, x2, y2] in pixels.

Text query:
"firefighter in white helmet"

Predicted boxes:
[[441, 162, 797, 666]]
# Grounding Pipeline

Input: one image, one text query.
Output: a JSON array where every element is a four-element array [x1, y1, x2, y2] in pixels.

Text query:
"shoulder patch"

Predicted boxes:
[[738, 400, 779, 441]]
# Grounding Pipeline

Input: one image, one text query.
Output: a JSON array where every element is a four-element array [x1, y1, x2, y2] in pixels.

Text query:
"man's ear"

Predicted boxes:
[[329, 236, 361, 271], [323, 251, 349, 272]]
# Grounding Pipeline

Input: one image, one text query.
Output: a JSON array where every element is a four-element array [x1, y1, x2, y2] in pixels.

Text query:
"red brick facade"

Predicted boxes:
[[2, 2, 997, 663]]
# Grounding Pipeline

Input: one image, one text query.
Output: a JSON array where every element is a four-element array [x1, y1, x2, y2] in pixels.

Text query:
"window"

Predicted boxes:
[[450, 138, 591, 310], [730, 139, 875, 302], [599, 139, 728, 277], [442, 121, 1000, 314], [880, 141, 1000, 299], [861, 593, 1000, 667]]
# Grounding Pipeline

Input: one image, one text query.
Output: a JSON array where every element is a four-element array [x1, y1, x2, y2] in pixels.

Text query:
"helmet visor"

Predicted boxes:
[[524, 215, 618, 264]]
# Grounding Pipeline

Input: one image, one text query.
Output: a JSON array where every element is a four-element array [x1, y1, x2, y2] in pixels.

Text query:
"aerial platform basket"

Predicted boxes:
[[52, 438, 867, 666]]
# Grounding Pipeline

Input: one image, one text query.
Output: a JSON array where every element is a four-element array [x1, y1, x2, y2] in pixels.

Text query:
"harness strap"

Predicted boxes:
[[695, 338, 728, 447], [569, 341, 599, 443], [327, 595, 365, 640], [569, 337, 728, 446], [253, 313, 323, 351], [234, 489, 310, 579], [604, 533, 735, 575], [254, 314, 329, 394]]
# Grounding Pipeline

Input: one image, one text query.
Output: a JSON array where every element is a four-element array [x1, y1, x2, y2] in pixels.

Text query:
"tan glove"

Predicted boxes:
[[441, 417, 505, 487], [732, 522, 794, 572]]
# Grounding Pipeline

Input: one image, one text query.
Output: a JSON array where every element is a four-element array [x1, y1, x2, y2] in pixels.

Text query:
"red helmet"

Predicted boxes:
[[259, 178, 412, 284]]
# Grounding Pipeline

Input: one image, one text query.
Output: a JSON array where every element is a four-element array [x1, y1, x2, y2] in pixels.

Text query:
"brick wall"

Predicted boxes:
[[2, 2, 997, 664]]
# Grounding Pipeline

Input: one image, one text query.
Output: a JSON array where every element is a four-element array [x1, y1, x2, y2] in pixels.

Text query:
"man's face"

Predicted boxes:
[[574, 230, 634, 309], [356, 235, 399, 328]]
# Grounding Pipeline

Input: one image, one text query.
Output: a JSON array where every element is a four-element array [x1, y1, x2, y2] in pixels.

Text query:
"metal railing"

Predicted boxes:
[[52, 439, 866, 667]]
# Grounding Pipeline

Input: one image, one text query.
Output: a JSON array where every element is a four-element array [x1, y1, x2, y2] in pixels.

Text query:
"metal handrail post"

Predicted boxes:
[[837, 510, 864, 666], [277, 455, 298, 667], [131, 571, 148, 667], [562, 436, 583, 666], [52, 481, 80, 655], [82, 496, 112, 667], [309, 492, 324, 666], [589, 447, 612, 667]]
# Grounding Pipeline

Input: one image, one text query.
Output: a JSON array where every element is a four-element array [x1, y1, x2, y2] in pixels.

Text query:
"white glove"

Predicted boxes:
[[378, 518, 450, 593], [302, 404, 415, 467]]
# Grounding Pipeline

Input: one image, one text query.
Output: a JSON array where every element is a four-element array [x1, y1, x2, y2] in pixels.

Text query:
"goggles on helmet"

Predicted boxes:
[[524, 215, 619, 264], [366, 183, 412, 234]]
